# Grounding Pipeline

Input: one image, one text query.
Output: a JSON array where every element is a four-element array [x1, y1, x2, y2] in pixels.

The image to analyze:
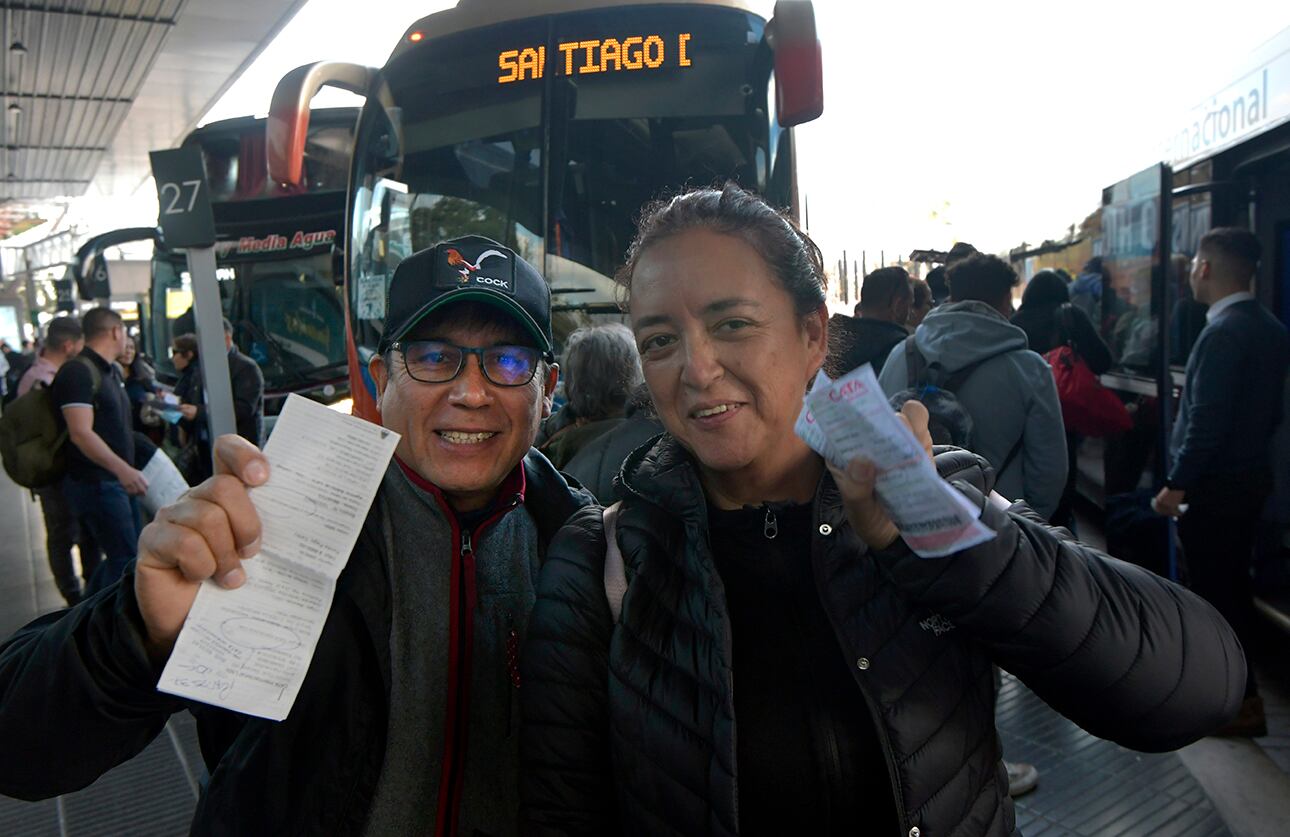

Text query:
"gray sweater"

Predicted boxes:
[[364, 461, 543, 837]]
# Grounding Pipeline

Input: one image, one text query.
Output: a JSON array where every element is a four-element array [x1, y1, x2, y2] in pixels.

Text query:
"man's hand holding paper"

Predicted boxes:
[[137, 395, 400, 720], [135, 434, 268, 661]]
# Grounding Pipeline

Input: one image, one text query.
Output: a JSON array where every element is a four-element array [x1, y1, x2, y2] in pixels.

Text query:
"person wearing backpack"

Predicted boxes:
[[1012, 270, 1115, 528], [13, 317, 101, 605], [49, 307, 147, 595], [878, 253, 1067, 521]]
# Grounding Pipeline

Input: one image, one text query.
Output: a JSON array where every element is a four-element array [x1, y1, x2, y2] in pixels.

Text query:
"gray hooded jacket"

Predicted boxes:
[[878, 300, 1067, 518]]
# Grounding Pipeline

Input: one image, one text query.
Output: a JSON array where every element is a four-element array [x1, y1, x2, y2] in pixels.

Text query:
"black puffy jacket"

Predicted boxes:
[[521, 437, 1245, 837]]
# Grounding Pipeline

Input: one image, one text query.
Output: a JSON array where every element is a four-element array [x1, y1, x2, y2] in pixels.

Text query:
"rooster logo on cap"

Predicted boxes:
[[446, 247, 508, 283]]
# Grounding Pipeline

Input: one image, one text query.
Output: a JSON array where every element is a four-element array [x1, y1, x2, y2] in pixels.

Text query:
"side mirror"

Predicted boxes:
[[267, 61, 376, 189], [769, 0, 824, 127], [72, 227, 163, 300]]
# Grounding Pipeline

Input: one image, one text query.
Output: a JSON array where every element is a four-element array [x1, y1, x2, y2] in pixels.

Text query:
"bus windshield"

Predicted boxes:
[[150, 251, 347, 392], [348, 5, 787, 371], [195, 111, 354, 201]]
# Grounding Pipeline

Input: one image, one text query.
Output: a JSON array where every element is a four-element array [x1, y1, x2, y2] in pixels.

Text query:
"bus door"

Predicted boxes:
[[1085, 164, 1178, 577]]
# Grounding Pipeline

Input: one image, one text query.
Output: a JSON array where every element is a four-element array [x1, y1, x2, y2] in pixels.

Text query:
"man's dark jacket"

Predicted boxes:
[[1168, 298, 1290, 497], [520, 437, 1244, 836], [829, 313, 909, 375], [177, 348, 265, 447], [0, 450, 591, 835]]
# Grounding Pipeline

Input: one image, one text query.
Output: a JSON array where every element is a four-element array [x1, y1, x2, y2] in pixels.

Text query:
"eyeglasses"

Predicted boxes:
[[392, 340, 543, 387]]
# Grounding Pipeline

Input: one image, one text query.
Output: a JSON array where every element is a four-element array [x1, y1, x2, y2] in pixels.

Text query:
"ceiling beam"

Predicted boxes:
[[2, 92, 133, 104], [1, 145, 109, 152], [2, 6, 177, 26]]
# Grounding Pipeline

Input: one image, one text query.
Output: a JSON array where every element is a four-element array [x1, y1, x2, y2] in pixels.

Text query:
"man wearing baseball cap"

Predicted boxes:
[[0, 237, 594, 836]]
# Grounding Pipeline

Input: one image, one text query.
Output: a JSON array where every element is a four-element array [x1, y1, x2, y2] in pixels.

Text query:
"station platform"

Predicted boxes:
[[0, 467, 1287, 835]]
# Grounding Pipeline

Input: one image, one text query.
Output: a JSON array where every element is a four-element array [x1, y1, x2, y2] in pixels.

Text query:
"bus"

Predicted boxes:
[[73, 108, 359, 420], [265, 0, 824, 421], [1056, 27, 1290, 619]]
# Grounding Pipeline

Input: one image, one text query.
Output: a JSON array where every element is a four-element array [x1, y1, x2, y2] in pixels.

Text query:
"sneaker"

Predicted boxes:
[[1006, 760, 1039, 797], [1212, 695, 1267, 738]]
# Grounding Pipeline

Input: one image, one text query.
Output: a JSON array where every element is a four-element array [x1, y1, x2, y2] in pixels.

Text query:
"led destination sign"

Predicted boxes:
[[498, 33, 693, 84]]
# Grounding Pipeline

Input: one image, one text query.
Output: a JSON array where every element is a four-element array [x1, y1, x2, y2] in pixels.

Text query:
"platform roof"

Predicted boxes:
[[0, 0, 309, 236]]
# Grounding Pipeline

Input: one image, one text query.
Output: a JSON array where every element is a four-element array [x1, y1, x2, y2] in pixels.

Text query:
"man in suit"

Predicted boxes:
[[1155, 227, 1290, 736]]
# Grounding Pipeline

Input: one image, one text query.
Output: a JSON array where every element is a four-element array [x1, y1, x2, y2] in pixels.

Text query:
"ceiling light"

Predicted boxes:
[[9, 41, 26, 57], [6, 103, 20, 115]]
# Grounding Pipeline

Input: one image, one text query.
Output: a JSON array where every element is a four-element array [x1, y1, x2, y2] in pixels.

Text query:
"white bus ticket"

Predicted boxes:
[[796, 365, 995, 558], [158, 394, 400, 720]]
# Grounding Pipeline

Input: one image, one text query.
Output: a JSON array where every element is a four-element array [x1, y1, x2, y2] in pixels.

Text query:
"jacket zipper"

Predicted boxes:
[[434, 497, 520, 837], [441, 528, 474, 837], [810, 516, 910, 837]]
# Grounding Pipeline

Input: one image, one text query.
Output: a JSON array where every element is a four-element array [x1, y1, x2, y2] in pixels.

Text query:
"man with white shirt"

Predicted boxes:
[[1154, 227, 1290, 737]]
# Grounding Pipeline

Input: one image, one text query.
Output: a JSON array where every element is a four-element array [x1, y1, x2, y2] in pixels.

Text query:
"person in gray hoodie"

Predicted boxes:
[[879, 253, 1067, 519]]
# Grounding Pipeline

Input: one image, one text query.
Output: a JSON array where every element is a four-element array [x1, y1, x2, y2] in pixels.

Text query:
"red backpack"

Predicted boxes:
[[1043, 305, 1132, 437]]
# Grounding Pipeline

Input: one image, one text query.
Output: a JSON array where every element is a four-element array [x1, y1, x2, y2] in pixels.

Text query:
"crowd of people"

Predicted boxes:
[[0, 313, 264, 604], [0, 184, 1282, 836]]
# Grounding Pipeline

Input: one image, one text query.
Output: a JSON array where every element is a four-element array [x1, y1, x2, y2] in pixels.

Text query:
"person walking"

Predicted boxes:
[[49, 307, 145, 594], [520, 185, 1244, 837], [16, 317, 101, 605], [1154, 227, 1290, 737]]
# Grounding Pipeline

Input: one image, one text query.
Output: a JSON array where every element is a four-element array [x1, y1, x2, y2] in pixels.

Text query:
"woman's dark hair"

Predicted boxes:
[[616, 182, 827, 318], [1020, 270, 1070, 309], [172, 333, 198, 358]]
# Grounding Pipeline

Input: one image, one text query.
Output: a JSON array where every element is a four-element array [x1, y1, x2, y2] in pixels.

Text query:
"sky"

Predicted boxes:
[[201, 0, 1290, 266]]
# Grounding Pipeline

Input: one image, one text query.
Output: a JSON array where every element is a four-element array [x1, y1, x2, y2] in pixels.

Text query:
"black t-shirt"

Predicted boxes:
[[51, 348, 135, 482], [707, 501, 898, 836]]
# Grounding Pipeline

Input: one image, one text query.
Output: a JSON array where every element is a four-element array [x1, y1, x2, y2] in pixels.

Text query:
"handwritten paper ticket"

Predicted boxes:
[[158, 395, 400, 720], [796, 365, 995, 558]]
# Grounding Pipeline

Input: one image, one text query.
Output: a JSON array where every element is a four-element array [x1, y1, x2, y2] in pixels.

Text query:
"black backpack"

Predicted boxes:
[[2, 354, 35, 407], [887, 336, 1023, 474]]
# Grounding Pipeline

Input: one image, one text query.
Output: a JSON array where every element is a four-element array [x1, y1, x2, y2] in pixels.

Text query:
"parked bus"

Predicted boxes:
[[74, 108, 359, 420], [1058, 26, 1290, 619], [265, 0, 824, 420]]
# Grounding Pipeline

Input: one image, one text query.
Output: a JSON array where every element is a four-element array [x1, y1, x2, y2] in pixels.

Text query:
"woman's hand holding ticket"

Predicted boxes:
[[827, 400, 934, 549]]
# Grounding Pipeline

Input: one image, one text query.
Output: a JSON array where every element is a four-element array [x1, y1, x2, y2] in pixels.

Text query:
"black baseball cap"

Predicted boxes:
[[379, 236, 553, 356]]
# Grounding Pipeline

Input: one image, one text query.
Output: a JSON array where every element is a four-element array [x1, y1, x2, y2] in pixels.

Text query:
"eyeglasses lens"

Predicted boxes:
[[403, 341, 537, 386], [404, 341, 462, 382], [483, 346, 538, 385]]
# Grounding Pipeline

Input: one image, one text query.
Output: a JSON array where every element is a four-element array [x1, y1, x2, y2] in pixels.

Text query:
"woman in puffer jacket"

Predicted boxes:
[[519, 184, 1244, 837]]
